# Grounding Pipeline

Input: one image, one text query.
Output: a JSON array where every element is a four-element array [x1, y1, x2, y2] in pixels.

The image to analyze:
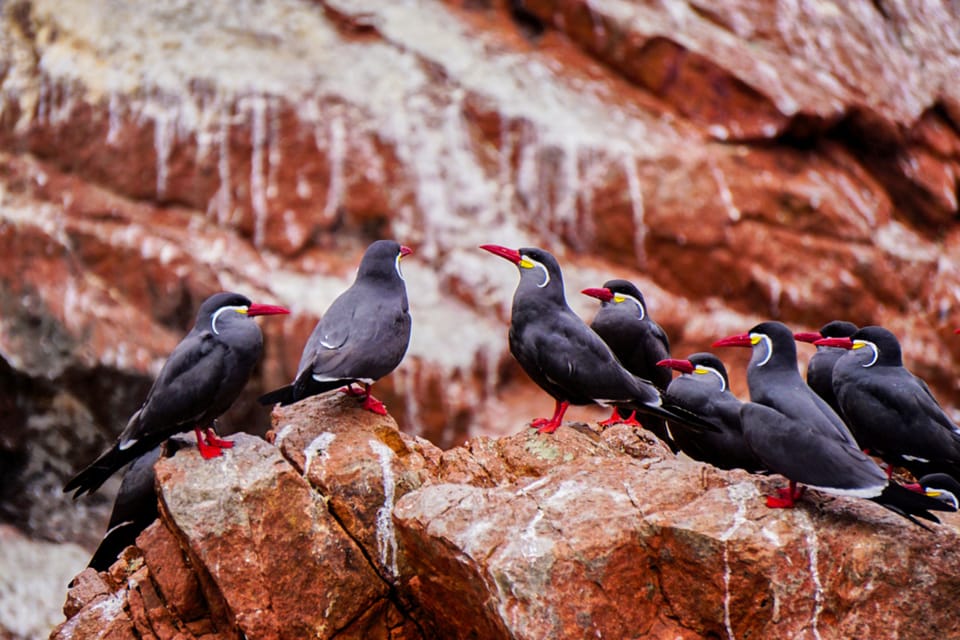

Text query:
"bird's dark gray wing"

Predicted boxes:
[[523, 312, 638, 404], [740, 402, 886, 494], [124, 331, 227, 443]]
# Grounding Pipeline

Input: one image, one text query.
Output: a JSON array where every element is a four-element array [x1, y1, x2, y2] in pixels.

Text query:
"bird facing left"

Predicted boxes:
[[63, 291, 290, 499]]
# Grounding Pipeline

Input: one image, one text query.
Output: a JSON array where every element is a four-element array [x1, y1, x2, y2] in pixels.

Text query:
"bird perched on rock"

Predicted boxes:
[[259, 240, 412, 415], [818, 325, 960, 481], [582, 280, 671, 435], [714, 321, 951, 526], [793, 320, 858, 415], [657, 353, 764, 472], [65, 292, 290, 498], [481, 244, 714, 435]]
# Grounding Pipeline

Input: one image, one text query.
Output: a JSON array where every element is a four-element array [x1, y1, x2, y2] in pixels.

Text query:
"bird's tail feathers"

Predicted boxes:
[[872, 482, 956, 529], [258, 385, 296, 406], [63, 445, 137, 499]]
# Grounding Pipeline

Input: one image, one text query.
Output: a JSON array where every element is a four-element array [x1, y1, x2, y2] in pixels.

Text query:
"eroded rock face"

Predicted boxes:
[[5, 1, 960, 626], [53, 396, 960, 640]]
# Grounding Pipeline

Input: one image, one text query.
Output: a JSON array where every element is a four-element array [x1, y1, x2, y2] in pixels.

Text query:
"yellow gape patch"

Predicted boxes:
[[614, 294, 626, 303]]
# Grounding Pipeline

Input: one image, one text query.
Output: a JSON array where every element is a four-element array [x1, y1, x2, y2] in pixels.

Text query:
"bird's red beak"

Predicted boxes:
[[813, 337, 853, 349], [954, 328, 960, 335], [712, 333, 752, 348], [657, 358, 694, 374], [480, 244, 522, 264], [581, 287, 614, 302], [247, 303, 290, 317], [400, 246, 413, 258], [793, 331, 823, 344]]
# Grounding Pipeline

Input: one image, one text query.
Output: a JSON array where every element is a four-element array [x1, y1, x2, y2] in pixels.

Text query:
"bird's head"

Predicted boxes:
[[198, 292, 289, 335], [480, 245, 564, 293], [658, 352, 729, 391], [358, 240, 414, 282], [713, 321, 796, 369], [816, 325, 901, 368], [796, 320, 858, 346], [582, 279, 647, 319]]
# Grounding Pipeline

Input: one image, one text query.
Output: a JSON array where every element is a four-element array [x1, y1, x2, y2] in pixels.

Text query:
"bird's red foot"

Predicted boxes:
[[533, 418, 562, 434], [361, 393, 388, 415], [767, 483, 804, 508], [597, 409, 642, 428], [204, 428, 234, 449], [765, 495, 797, 508], [194, 427, 224, 459]]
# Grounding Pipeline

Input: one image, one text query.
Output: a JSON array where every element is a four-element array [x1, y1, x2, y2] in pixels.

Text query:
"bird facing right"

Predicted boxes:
[[259, 240, 412, 415]]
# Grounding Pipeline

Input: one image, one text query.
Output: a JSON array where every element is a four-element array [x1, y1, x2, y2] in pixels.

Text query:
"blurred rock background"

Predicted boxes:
[[1, 0, 959, 636]]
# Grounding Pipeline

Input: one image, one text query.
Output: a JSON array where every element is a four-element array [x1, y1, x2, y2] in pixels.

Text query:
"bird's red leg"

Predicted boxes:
[[203, 427, 234, 449], [530, 400, 570, 434], [767, 480, 802, 508], [194, 426, 223, 459], [340, 384, 366, 397]]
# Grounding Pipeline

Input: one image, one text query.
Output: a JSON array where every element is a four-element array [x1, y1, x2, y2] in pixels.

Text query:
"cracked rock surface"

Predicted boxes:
[[52, 395, 960, 639]]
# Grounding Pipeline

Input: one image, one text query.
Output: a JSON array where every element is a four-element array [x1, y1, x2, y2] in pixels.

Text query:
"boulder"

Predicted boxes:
[[53, 397, 960, 640]]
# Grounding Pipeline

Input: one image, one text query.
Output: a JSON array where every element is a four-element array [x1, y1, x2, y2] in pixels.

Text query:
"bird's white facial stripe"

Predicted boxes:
[[750, 333, 773, 367], [520, 255, 550, 288], [211, 305, 249, 335], [695, 365, 726, 392], [902, 454, 930, 463], [395, 253, 404, 281], [853, 339, 879, 367], [613, 293, 645, 319], [118, 437, 138, 451]]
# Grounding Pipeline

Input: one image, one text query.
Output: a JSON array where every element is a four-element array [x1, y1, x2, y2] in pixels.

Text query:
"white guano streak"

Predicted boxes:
[[369, 440, 399, 577]]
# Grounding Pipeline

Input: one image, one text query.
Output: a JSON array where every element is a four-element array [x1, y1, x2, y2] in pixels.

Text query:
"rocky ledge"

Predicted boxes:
[[53, 395, 960, 639]]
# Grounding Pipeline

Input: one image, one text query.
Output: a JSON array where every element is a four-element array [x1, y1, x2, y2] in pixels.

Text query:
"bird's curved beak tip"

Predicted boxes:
[[581, 287, 613, 302], [400, 246, 414, 258], [712, 334, 752, 348], [480, 244, 521, 264], [813, 337, 853, 349], [247, 303, 291, 317], [657, 358, 694, 373], [793, 331, 823, 344]]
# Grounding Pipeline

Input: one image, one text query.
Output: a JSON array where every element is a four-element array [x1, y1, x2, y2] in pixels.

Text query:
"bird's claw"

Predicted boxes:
[[204, 428, 234, 449]]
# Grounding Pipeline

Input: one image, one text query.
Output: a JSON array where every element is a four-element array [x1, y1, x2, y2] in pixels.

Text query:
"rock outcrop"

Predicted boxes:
[[53, 396, 960, 639]]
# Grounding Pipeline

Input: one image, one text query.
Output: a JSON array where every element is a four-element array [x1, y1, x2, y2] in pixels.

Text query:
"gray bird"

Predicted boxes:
[[582, 280, 671, 437], [259, 240, 412, 414], [657, 353, 764, 472], [714, 321, 951, 526], [793, 320, 858, 415], [65, 292, 290, 498], [821, 325, 960, 480]]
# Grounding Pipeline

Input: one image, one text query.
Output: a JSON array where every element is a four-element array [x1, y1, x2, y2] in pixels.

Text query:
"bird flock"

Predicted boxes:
[[67, 240, 960, 570]]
